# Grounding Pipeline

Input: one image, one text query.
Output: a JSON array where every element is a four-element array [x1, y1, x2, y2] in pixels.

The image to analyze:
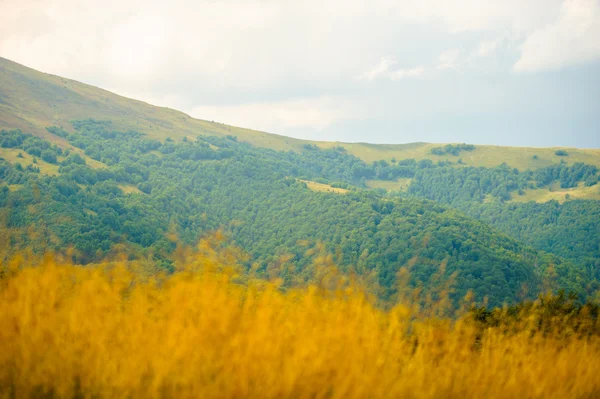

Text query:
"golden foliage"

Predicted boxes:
[[1, 250, 600, 398]]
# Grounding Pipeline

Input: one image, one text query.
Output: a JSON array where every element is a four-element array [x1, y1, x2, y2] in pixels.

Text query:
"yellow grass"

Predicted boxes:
[[366, 178, 412, 192], [76, 151, 107, 169], [300, 179, 349, 194], [0, 148, 60, 175], [118, 184, 144, 195], [6, 184, 23, 192], [315, 142, 600, 170], [0, 147, 105, 175], [511, 182, 600, 203], [1, 249, 599, 399]]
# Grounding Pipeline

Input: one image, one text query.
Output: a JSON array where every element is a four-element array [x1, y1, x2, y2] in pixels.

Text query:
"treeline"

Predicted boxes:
[[1, 129, 64, 163], [430, 143, 476, 156]]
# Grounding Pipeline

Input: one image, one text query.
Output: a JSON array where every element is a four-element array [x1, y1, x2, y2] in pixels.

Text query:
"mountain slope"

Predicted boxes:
[[1, 57, 598, 307], [2, 57, 599, 169], [0, 122, 592, 307]]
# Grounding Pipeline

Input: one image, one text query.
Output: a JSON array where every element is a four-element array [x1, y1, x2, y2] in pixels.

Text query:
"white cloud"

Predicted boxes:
[[361, 56, 397, 81], [437, 49, 461, 70], [475, 39, 500, 59], [361, 57, 424, 81], [0, 0, 566, 91], [0, 0, 597, 145], [104, 13, 174, 83], [188, 97, 361, 134], [391, 67, 425, 80], [377, 0, 561, 33], [0, 0, 577, 94], [514, 0, 600, 72]]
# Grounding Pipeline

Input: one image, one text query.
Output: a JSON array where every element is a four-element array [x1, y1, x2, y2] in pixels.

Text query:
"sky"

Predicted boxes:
[[1, 0, 599, 147]]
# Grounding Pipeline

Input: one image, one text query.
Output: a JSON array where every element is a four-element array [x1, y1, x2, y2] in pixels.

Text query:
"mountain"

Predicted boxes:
[[2, 57, 599, 169], [1, 57, 599, 307]]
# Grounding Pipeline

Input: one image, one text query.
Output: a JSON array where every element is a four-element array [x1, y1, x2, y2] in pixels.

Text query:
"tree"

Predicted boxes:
[[41, 149, 58, 164]]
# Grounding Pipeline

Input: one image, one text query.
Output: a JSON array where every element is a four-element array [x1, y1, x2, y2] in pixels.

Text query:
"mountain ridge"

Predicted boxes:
[[1, 57, 599, 169]]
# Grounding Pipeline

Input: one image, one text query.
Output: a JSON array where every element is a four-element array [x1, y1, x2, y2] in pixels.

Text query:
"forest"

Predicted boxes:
[[1, 121, 599, 308]]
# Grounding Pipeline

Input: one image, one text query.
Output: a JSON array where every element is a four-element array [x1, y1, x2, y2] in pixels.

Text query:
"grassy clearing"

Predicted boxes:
[[7, 184, 23, 192], [0, 147, 105, 175], [74, 151, 106, 169], [300, 179, 349, 194], [0, 148, 60, 175], [458, 145, 600, 170], [317, 142, 600, 170], [118, 184, 144, 195], [511, 182, 600, 203], [366, 178, 412, 192]]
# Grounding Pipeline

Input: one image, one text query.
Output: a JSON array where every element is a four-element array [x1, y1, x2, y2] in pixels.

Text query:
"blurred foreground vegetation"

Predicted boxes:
[[1, 241, 599, 399]]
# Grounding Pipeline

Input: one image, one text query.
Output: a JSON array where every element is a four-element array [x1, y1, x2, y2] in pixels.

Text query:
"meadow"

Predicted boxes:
[[1, 242, 599, 399]]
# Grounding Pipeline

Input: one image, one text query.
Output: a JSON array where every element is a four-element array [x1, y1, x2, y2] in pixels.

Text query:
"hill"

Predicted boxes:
[[1, 57, 599, 307], [0, 121, 593, 307], [2, 57, 599, 170]]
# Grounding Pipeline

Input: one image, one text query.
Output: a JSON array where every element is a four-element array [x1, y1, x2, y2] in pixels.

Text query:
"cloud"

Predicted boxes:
[[0, 0, 597, 146], [0, 0, 572, 93], [1, 0, 562, 90], [437, 49, 461, 70], [474, 40, 500, 59], [362, 48, 470, 81], [361, 57, 425, 81], [391, 67, 425, 80], [104, 13, 174, 83], [188, 97, 362, 134], [361, 57, 398, 81], [376, 0, 562, 33], [514, 0, 600, 72]]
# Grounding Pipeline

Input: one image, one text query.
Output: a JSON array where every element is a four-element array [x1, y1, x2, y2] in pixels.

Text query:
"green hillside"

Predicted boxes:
[[0, 121, 594, 307], [2, 57, 599, 170], [1, 57, 599, 308]]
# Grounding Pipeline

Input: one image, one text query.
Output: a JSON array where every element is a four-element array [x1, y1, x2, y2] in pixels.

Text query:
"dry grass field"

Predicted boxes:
[[1, 247, 599, 399], [511, 182, 600, 203], [300, 179, 349, 194], [0, 148, 60, 175]]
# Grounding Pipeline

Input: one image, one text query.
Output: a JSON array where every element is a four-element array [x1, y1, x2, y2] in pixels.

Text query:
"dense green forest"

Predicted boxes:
[[1, 121, 598, 307], [406, 165, 600, 280]]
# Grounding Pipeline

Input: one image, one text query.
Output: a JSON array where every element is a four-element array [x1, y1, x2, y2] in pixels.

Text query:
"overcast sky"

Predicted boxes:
[[1, 0, 599, 147]]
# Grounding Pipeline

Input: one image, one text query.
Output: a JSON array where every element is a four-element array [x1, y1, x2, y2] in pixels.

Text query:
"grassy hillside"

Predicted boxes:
[[299, 179, 349, 194], [1, 57, 598, 170], [511, 182, 600, 203], [318, 142, 600, 169], [0, 148, 60, 176], [0, 57, 307, 151]]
